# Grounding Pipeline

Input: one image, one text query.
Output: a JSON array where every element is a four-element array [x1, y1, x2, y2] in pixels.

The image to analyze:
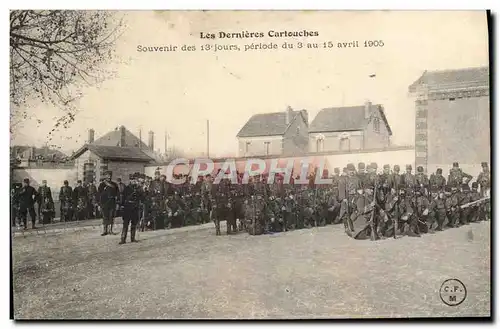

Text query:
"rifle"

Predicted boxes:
[[369, 180, 378, 241], [460, 196, 490, 209], [394, 174, 399, 239]]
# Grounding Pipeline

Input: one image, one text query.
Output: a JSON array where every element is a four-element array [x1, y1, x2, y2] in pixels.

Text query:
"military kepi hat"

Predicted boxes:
[[358, 162, 365, 170], [406, 164, 412, 170], [383, 164, 390, 170], [453, 162, 459, 167], [436, 168, 442, 174]]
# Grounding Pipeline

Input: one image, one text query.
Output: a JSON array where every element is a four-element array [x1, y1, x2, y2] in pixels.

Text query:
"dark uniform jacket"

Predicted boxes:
[[98, 181, 119, 209], [18, 185, 38, 209]]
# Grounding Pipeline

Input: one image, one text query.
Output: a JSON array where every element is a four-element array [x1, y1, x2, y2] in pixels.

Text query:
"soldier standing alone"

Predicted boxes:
[[119, 173, 145, 244], [98, 171, 119, 236], [18, 178, 38, 230]]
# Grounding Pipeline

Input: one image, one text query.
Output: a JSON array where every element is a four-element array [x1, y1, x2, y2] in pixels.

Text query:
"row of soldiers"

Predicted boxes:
[[11, 161, 490, 243], [114, 161, 490, 242], [203, 161, 491, 238]]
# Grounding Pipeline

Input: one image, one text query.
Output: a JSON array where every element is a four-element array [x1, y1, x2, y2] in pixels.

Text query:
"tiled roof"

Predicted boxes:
[[236, 110, 303, 138], [409, 66, 489, 93], [71, 144, 153, 162], [309, 104, 392, 135], [93, 127, 149, 148]]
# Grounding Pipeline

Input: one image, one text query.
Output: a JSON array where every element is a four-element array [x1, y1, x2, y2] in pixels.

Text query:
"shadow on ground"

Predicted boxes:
[[12, 221, 491, 319]]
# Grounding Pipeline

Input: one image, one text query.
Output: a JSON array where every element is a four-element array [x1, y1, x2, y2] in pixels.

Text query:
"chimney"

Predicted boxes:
[[148, 131, 155, 151], [285, 106, 293, 125], [364, 100, 372, 119], [300, 109, 309, 126], [119, 125, 126, 147], [88, 129, 95, 144]]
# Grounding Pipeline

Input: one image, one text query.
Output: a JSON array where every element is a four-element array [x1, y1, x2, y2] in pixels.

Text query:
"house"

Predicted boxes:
[[71, 126, 156, 183], [236, 106, 309, 157], [10, 145, 69, 167], [308, 101, 392, 153], [409, 66, 490, 174]]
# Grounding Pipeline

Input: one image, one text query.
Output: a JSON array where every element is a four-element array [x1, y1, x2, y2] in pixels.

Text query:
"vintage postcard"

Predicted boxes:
[[10, 10, 491, 319]]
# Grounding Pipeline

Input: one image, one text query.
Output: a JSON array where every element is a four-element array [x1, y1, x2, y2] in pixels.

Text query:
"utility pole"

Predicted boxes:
[[165, 129, 168, 156], [138, 128, 142, 149], [206, 119, 210, 158]]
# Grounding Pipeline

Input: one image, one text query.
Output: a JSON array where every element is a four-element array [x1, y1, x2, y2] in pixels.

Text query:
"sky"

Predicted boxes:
[[10, 10, 489, 157]]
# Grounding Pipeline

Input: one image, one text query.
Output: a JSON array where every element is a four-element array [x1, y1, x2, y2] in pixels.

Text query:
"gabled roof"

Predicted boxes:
[[236, 109, 306, 138], [309, 104, 392, 135], [93, 126, 149, 148], [408, 66, 489, 93], [71, 144, 153, 162]]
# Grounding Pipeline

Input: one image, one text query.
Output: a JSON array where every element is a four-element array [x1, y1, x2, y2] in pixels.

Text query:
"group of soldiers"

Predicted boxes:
[[201, 161, 491, 240], [11, 178, 104, 229], [10, 161, 491, 243]]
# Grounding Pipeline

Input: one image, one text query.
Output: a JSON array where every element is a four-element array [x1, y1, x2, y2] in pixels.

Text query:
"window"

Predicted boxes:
[[339, 135, 350, 151], [264, 142, 270, 155], [374, 118, 380, 133], [315, 134, 325, 153], [245, 142, 251, 154], [83, 162, 95, 183]]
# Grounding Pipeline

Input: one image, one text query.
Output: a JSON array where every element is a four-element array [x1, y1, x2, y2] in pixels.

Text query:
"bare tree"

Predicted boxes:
[[10, 10, 124, 139]]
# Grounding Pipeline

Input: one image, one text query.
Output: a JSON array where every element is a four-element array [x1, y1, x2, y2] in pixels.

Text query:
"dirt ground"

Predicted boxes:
[[12, 220, 491, 319]]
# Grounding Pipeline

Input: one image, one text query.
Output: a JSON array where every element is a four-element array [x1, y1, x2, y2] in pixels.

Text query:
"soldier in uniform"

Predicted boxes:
[[429, 168, 446, 192], [402, 164, 416, 189], [458, 183, 472, 225], [468, 182, 483, 222], [345, 185, 373, 240], [383, 185, 402, 238], [18, 178, 39, 230], [379, 164, 392, 197], [424, 187, 442, 233], [477, 162, 491, 221], [245, 194, 271, 236], [398, 186, 419, 237], [98, 171, 119, 236], [339, 163, 360, 228], [148, 169, 167, 230], [445, 185, 460, 228], [415, 166, 430, 196], [447, 162, 473, 188], [357, 163, 367, 188], [116, 178, 126, 218], [201, 174, 213, 224], [11, 183, 22, 227], [37, 180, 54, 224], [166, 191, 184, 228], [59, 180, 73, 222], [86, 182, 98, 219], [267, 195, 283, 232], [388, 165, 402, 191], [414, 187, 430, 234], [282, 189, 297, 231], [72, 180, 88, 221], [331, 168, 341, 205], [119, 173, 145, 244], [211, 174, 230, 236]]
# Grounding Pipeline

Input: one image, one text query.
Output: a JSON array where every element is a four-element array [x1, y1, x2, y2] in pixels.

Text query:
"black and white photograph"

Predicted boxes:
[[9, 9, 491, 319]]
